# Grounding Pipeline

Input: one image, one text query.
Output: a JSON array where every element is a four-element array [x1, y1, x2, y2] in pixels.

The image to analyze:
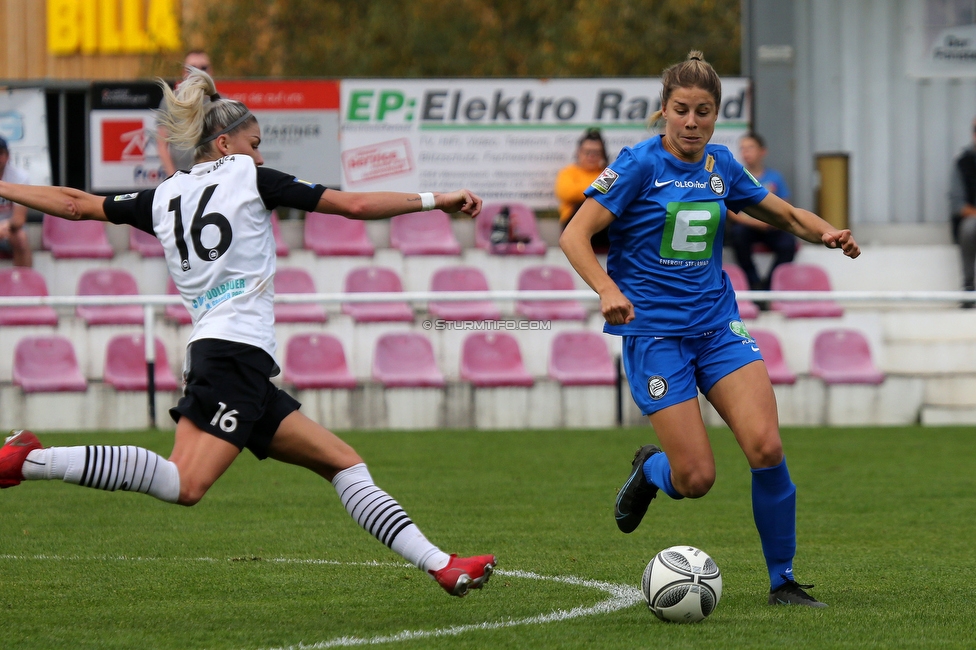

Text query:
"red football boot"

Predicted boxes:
[[0, 430, 42, 488], [429, 554, 497, 597]]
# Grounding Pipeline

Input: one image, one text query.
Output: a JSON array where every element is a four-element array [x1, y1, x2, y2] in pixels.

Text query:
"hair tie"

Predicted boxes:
[[197, 110, 253, 147], [209, 93, 221, 102]]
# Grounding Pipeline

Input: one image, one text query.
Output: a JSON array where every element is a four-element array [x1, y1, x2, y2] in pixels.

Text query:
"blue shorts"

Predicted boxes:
[[622, 320, 763, 416]]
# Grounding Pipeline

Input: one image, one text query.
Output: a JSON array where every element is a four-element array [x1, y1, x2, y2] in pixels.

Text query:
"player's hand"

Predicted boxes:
[[822, 229, 860, 259], [600, 286, 635, 326], [435, 190, 482, 218]]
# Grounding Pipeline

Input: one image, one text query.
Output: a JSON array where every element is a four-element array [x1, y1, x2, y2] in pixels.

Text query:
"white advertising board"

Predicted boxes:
[[0, 88, 53, 186], [340, 78, 750, 208]]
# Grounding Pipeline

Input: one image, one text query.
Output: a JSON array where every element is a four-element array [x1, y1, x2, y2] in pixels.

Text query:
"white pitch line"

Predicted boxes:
[[0, 554, 645, 648]]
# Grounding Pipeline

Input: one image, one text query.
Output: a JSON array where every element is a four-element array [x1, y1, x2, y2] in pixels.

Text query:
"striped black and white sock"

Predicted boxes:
[[22, 446, 181, 503], [331, 463, 450, 573]]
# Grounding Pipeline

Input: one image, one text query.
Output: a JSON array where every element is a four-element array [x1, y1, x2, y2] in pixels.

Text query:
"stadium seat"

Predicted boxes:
[[460, 332, 534, 387], [283, 333, 357, 389], [0, 267, 59, 326], [274, 267, 327, 323], [103, 334, 179, 391], [128, 226, 164, 257], [548, 331, 616, 386], [750, 328, 796, 385], [42, 214, 114, 259], [271, 211, 290, 256], [770, 263, 844, 318], [304, 212, 375, 256], [75, 268, 144, 325], [163, 277, 192, 325], [810, 328, 885, 385], [341, 266, 413, 322], [13, 335, 87, 392], [723, 262, 760, 320], [475, 203, 547, 255], [389, 210, 462, 255], [372, 332, 445, 387], [428, 266, 501, 322], [516, 265, 587, 321]]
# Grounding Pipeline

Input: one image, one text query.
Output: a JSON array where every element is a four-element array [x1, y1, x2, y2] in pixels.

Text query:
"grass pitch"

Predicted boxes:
[[1, 426, 974, 649]]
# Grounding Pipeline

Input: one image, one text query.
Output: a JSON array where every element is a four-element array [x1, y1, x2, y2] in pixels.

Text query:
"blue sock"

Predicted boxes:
[[642, 452, 683, 500], [751, 458, 797, 590]]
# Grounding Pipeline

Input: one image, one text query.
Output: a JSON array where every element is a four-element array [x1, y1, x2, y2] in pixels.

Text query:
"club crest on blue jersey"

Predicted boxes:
[[709, 173, 726, 195], [591, 168, 619, 194]]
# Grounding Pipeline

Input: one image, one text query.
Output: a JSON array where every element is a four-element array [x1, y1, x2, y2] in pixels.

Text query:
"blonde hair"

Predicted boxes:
[[649, 50, 722, 125], [157, 67, 255, 162]]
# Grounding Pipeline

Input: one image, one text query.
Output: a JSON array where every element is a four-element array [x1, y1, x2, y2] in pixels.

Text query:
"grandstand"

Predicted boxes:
[[1, 209, 973, 433]]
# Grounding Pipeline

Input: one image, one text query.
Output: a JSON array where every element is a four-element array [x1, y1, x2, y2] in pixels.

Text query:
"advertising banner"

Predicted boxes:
[[906, 0, 976, 78], [340, 78, 750, 209], [0, 88, 53, 186], [215, 80, 340, 186], [90, 82, 166, 192], [91, 80, 341, 193]]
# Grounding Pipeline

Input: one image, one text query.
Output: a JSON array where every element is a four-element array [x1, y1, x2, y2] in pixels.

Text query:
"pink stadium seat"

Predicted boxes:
[[13, 335, 87, 393], [271, 211, 290, 256], [373, 332, 445, 388], [164, 277, 192, 325], [770, 263, 844, 318], [516, 265, 587, 321], [548, 331, 616, 386], [283, 333, 357, 389], [475, 203, 547, 255], [723, 262, 760, 320], [129, 226, 164, 257], [42, 214, 114, 259], [428, 266, 501, 322], [274, 267, 327, 323], [390, 210, 462, 255], [342, 267, 413, 322], [0, 268, 59, 326], [460, 332, 534, 387], [103, 334, 179, 391], [75, 268, 144, 325], [750, 329, 796, 385], [810, 329, 885, 385], [304, 212, 375, 256]]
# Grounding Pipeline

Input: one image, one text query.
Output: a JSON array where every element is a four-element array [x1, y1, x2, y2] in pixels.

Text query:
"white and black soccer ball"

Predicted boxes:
[[641, 545, 722, 623]]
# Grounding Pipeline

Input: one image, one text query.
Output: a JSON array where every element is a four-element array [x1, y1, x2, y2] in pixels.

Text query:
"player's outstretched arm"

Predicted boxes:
[[742, 193, 860, 259], [560, 198, 634, 326], [316, 188, 481, 221], [0, 181, 108, 222]]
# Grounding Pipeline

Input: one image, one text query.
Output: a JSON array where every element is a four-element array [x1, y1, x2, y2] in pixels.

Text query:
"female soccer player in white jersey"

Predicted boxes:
[[0, 68, 494, 598], [560, 51, 860, 607]]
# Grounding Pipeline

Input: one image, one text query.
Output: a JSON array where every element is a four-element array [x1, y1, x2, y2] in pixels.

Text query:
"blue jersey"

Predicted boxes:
[[584, 135, 769, 336], [757, 167, 790, 201]]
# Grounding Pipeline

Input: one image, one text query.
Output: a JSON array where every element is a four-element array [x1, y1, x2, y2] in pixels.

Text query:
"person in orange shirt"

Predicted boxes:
[[555, 128, 610, 251]]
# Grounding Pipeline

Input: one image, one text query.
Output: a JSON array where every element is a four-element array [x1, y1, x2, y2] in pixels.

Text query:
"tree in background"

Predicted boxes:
[[174, 0, 740, 78]]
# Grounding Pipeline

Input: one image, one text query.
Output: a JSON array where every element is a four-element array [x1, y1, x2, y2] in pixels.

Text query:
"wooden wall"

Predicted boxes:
[[0, 0, 186, 81]]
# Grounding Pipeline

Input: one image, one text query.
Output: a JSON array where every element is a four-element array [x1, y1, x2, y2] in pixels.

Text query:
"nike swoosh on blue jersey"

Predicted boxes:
[[654, 179, 674, 187]]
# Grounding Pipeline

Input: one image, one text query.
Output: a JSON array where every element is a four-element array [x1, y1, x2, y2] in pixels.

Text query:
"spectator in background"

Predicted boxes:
[[949, 117, 976, 306], [0, 137, 32, 267], [555, 128, 610, 251], [158, 50, 214, 176], [728, 132, 795, 290]]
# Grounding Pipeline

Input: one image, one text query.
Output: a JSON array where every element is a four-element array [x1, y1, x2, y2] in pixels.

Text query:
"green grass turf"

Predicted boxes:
[[1, 426, 974, 649]]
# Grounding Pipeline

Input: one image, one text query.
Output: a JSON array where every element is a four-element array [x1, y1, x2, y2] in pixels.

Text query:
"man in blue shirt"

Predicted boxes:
[[728, 132, 797, 290]]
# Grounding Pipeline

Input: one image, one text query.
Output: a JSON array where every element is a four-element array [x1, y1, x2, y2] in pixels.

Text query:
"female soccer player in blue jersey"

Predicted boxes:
[[560, 51, 860, 607]]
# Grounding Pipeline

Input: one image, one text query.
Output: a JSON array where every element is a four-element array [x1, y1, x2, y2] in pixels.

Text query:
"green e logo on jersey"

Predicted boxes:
[[660, 202, 722, 260]]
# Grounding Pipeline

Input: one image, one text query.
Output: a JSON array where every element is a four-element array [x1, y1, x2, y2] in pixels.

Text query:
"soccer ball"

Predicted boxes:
[[641, 546, 722, 623]]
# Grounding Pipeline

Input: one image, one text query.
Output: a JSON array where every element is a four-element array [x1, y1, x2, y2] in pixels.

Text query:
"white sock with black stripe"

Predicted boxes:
[[332, 463, 450, 573], [22, 446, 181, 503]]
